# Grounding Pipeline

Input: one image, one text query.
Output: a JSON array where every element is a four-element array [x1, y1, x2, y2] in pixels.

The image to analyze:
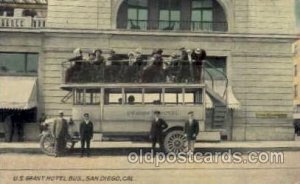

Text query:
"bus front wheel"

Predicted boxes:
[[163, 130, 186, 154]]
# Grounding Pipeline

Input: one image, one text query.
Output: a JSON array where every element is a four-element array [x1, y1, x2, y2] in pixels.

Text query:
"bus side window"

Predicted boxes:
[[74, 89, 84, 105], [85, 89, 101, 105], [104, 88, 122, 105], [125, 88, 142, 105], [185, 88, 202, 104], [144, 89, 162, 104], [74, 89, 101, 105], [164, 88, 183, 105]]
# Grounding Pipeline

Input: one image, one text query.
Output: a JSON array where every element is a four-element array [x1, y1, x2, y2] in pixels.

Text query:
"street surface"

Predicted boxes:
[[0, 142, 300, 184]]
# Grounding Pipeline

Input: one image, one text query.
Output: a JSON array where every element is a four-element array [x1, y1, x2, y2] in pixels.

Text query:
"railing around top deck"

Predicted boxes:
[[0, 16, 46, 28], [62, 58, 207, 85], [61, 57, 229, 95]]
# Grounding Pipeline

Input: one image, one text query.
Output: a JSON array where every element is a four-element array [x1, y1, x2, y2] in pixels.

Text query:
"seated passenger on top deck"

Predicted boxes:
[[123, 51, 139, 82], [106, 49, 126, 82], [142, 49, 165, 83], [92, 49, 105, 65], [65, 48, 84, 83], [178, 48, 194, 83], [68, 48, 83, 62], [191, 48, 206, 83], [165, 53, 180, 82]]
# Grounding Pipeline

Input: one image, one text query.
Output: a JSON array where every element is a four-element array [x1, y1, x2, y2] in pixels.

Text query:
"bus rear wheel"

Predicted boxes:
[[163, 130, 186, 154]]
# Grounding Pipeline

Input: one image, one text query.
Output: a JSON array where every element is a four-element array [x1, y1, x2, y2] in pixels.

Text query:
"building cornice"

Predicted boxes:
[[0, 28, 298, 40]]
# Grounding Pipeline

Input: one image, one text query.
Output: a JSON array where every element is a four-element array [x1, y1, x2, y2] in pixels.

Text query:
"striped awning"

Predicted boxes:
[[205, 84, 240, 110], [0, 0, 47, 4], [0, 76, 37, 110]]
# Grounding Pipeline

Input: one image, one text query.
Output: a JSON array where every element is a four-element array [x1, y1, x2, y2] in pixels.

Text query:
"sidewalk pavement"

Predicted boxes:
[[1, 140, 300, 152]]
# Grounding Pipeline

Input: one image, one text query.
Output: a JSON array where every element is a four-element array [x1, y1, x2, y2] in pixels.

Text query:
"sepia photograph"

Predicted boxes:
[[0, 0, 300, 183]]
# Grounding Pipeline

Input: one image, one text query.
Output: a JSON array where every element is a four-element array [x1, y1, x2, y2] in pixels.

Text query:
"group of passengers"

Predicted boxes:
[[65, 47, 207, 83]]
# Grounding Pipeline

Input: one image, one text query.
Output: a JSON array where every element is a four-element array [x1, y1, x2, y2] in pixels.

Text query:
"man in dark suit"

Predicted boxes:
[[53, 111, 68, 157], [149, 111, 168, 152], [79, 113, 94, 157], [184, 111, 199, 153]]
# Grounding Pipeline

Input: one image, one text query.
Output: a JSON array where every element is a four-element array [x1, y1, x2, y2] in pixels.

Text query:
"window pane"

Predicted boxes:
[[128, 8, 137, 19], [297, 0, 300, 28], [144, 89, 162, 104], [185, 88, 202, 104], [125, 88, 142, 104], [128, 0, 148, 7], [105, 89, 122, 104], [185, 93, 194, 104], [85, 90, 101, 105], [192, 11, 202, 21], [74, 89, 84, 105], [192, 0, 212, 8], [138, 9, 148, 20], [109, 94, 123, 104], [165, 88, 182, 104], [0, 53, 25, 74], [160, 10, 169, 21], [26, 54, 38, 73], [192, 0, 203, 9], [202, 10, 213, 21], [170, 10, 180, 21], [202, 0, 212, 8]]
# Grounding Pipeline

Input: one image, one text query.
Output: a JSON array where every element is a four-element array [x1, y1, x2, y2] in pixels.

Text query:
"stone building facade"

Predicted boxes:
[[0, 0, 297, 141]]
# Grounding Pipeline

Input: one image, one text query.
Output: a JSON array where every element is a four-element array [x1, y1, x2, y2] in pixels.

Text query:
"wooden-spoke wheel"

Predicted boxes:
[[163, 130, 187, 154]]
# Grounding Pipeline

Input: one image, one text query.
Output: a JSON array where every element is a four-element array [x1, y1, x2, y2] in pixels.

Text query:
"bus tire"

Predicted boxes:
[[163, 130, 186, 154]]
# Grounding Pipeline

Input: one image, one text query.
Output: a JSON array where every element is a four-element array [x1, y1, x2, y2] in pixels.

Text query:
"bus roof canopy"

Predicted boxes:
[[60, 83, 206, 91]]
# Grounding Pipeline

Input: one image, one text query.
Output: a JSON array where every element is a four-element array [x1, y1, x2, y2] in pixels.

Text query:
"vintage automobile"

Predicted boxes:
[[39, 117, 80, 156]]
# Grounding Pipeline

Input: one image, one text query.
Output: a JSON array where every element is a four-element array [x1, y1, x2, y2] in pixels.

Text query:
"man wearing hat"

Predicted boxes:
[[192, 48, 206, 82], [184, 111, 199, 153], [149, 111, 168, 152], [79, 113, 94, 157], [53, 111, 68, 157]]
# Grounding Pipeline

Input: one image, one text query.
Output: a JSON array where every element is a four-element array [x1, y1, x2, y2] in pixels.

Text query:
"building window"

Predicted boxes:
[[191, 0, 213, 31], [159, 0, 181, 30], [296, 0, 300, 28], [295, 85, 298, 98], [0, 7, 14, 17], [0, 53, 38, 75], [127, 0, 148, 30], [117, 0, 228, 32]]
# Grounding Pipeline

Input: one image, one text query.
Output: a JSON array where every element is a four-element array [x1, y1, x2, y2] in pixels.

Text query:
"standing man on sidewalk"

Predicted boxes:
[[149, 111, 168, 152], [184, 111, 199, 153], [79, 113, 94, 157], [53, 111, 68, 157]]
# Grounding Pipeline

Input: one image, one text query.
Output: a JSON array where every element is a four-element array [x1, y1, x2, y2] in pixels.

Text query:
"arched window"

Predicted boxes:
[[117, 0, 228, 32]]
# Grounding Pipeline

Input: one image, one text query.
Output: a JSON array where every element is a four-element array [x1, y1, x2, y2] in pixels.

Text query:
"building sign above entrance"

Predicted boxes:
[[255, 112, 288, 119]]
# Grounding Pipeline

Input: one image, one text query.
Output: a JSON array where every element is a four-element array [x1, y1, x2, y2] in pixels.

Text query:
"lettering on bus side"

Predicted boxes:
[[126, 111, 179, 118]]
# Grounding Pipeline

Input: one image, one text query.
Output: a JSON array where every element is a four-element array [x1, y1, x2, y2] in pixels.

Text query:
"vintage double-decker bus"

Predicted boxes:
[[57, 54, 236, 153]]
